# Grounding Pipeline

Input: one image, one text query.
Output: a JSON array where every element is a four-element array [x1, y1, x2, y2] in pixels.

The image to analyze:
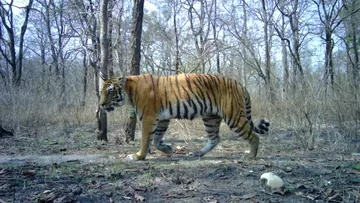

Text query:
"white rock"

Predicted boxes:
[[260, 172, 285, 190]]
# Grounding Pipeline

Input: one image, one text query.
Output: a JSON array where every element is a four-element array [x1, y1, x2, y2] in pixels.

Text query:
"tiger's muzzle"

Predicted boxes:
[[100, 92, 125, 112]]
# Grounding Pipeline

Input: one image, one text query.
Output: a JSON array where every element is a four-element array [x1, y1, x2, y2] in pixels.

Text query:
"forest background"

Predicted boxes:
[[0, 0, 359, 152]]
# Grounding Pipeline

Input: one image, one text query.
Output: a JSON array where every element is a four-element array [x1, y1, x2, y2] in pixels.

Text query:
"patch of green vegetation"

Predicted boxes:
[[352, 163, 360, 171]]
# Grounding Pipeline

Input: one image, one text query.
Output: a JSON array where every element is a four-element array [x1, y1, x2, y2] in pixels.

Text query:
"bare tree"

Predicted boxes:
[[72, 0, 100, 107], [312, 0, 345, 88], [242, 0, 248, 86], [0, 0, 34, 86], [173, 0, 182, 74], [278, 0, 289, 99], [261, 0, 276, 103], [186, 0, 213, 73], [275, 0, 304, 92], [211, 0, 220, 74], [114, 0, 125, 75], [96, 0, 110, 141], [125, 0, 144, 142]]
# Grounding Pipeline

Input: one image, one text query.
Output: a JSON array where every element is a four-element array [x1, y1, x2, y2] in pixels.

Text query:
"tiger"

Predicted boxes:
[[99, 73, 270, 161]]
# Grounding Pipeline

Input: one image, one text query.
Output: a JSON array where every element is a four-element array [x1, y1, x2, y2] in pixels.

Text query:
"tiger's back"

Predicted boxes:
[[128, 74, 246, 121], [100, 73, 270, 160]]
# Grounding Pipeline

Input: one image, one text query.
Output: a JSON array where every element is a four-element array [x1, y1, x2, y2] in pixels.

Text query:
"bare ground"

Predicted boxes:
[[0, 122, 359, 203]]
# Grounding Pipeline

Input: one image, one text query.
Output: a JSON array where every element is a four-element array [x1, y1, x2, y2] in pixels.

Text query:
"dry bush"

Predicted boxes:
[[0, 65, 98, 135], [252, 76, 360, 153], [1, 65, 358, 154]]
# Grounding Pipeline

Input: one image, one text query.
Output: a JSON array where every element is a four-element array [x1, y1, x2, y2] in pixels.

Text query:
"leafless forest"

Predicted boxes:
[[1, 0, 360, 202], [1, 0, 359, 151]]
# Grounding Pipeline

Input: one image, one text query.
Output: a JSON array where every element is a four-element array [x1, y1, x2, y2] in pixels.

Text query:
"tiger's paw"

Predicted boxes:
[[188, 151, 205, 157], [159, 145, 173, 154], [246, 156, 257, 161], [126, 153, 145, 161]]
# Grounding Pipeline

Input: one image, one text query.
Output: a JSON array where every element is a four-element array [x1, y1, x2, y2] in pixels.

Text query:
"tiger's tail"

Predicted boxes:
[[243, 87, 270, 135]]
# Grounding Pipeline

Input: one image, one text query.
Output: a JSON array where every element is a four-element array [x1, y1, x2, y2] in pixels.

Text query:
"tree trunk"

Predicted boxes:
[[291, 9, 304, 89], [261, 0, 275, 103], [116, 0, 125, 75], [350, 14, 359, 88], [108, 0, 114, 78], [81, 50, 88, 107], [242, 0, 248, 86], [173, 1, 181, 74], [0, 0, 33, 87], [212, 0, 220, 74], [15, 0, 33, 86], [125, 0, 144, 142], [97, 0, 110, 141]]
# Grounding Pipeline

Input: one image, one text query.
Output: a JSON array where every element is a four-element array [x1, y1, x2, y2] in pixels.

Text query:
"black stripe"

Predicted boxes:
[[227, 102, 234, 125], [175, 75, 181, 98], [250, 121, 254, 130], [181, 86, 192, 107], [150, 128, 157, 135], [156, 128, 167, 133], [214, 75, 221, 86], [175, 94, 181, 119], [139, 111, 145, 121], [204, 123, 215, 128], [160, 100, 164, 112], [193, 93, 203, 115], [164, 84, 168, 108], [150, 75, 156, 110], [207, 78, 218, 107], [190, 100, 197, 120], [169, 77, 173, 93], [201, 75, 212, 90], [183, 103, 188, 119], [169, 101, 173, 116], [244, 130, 252, 140], [231, 110, 242, 128], [235, 121, 248, 133], [198, 91, 207, 114], [203, 115, 218, 122], [205, 91, 213, 114], [259, 125, 268, 131]]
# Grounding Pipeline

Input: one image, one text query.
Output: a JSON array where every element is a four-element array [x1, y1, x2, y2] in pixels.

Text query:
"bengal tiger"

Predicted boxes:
[[99, 74, 270, 161]]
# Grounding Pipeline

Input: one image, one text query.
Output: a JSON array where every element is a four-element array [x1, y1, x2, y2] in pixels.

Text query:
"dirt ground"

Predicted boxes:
[[0, 122, 359, 203]]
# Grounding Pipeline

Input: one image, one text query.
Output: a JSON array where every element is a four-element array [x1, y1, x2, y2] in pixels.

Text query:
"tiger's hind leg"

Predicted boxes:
[[232, 119, 259, 159], [154, 120, 173, 154], [190, 115, 222, 157]]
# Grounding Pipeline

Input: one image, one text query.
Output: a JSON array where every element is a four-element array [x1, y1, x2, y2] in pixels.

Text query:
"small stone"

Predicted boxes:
[[71, 186, 82, 195], [105, 192, 113, 197], [38, 192, 57, 203], [260, 172, 285, 191], [23, 170, 36, 177], [54, 193, 76, 203], [284, 167, 293, 173]]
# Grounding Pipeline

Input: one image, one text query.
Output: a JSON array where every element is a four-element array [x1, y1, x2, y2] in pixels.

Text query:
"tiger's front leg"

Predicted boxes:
[[126, 118, 157, 161]]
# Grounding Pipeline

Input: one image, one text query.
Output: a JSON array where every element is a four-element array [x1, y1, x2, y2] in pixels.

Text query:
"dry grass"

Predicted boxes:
[[0, 71, 359, 154]]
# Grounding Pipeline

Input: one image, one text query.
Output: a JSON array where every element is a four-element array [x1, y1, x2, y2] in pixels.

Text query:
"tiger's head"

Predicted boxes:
[[99, 77, 126, 112]]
